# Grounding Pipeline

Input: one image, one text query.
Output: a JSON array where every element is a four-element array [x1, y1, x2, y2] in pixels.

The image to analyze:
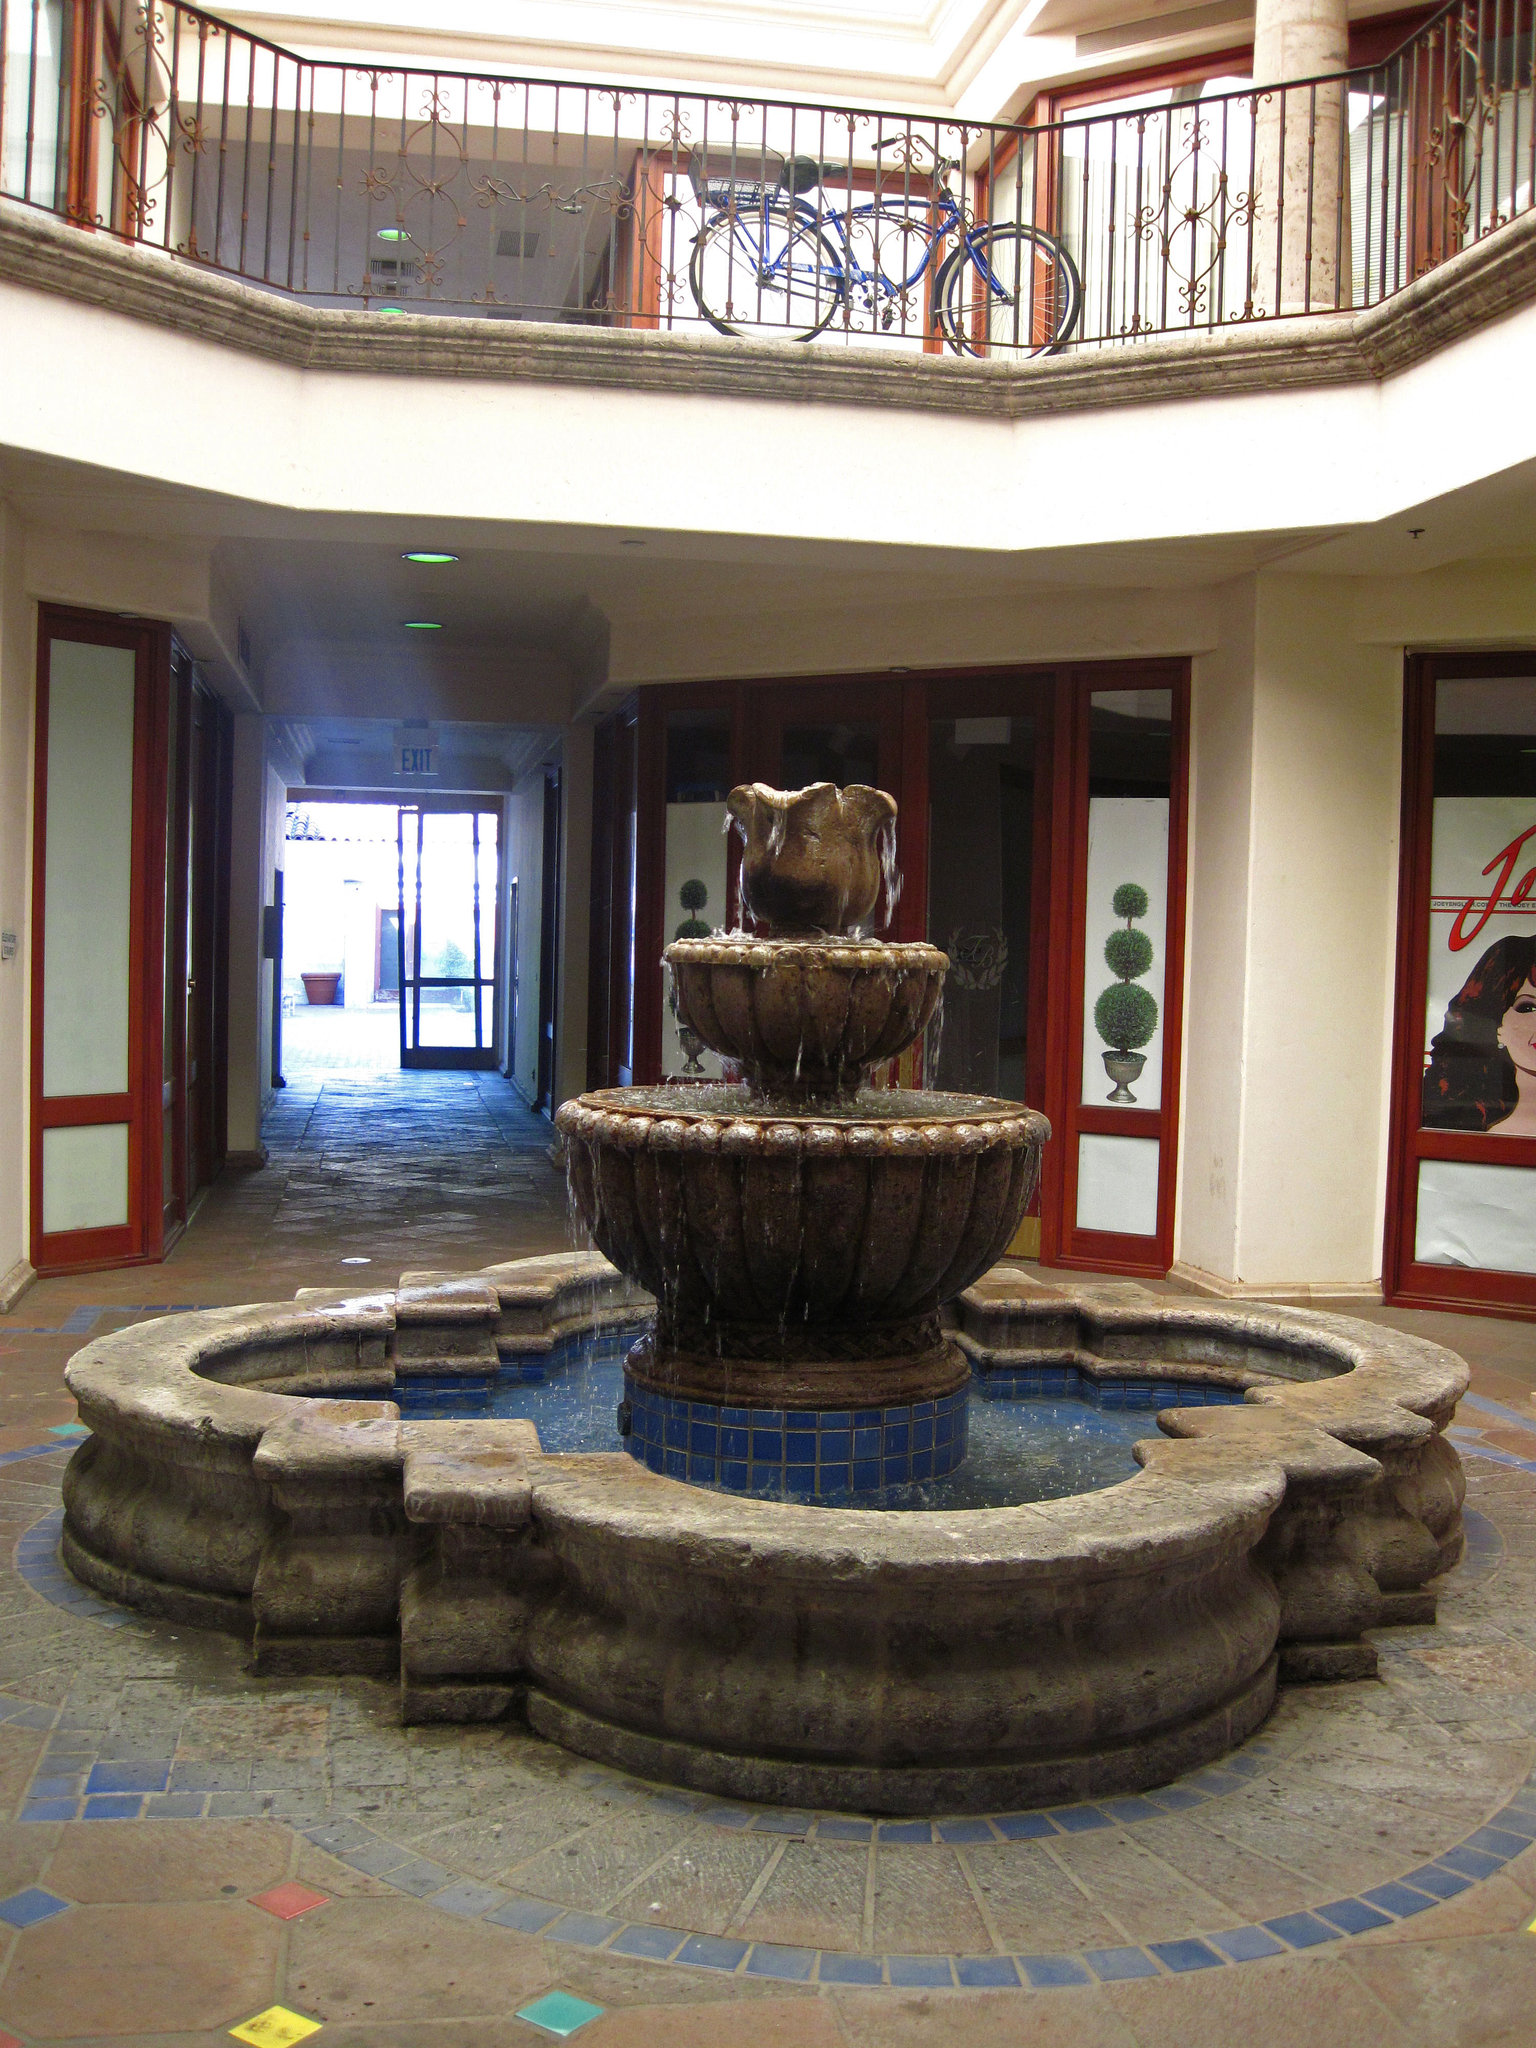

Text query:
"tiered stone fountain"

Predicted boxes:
[[58, 778, 1469, 1811], [557, 780, 1047, 1500]]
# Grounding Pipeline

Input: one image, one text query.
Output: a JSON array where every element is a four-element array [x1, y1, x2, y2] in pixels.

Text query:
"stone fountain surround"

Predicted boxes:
[[57, 1251, 1467, 1814]]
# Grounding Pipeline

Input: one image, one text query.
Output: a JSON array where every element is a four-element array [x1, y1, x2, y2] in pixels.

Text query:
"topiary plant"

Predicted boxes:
[[1094, 881, 1158, 1098], [1094, 981, 1158, 1051], [675, 878, 711, 941]]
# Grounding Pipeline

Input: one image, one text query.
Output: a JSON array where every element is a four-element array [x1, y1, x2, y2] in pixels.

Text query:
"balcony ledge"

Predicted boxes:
[[4, 193, 1535, 420]]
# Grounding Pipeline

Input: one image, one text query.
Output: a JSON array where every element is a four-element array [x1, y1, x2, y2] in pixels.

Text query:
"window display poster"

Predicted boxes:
[[662, 800, 729, 1080], [1417, 795, 1536, 1273], [1080, 797, 1169, 1110], [1421, 798, 1536, 1135]]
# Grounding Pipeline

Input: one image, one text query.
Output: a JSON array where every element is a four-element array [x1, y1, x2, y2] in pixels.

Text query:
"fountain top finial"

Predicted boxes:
[[726, 780, 897, 938]]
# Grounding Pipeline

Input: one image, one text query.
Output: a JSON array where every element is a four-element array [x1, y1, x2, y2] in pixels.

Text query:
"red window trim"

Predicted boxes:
[[1384, 650, 1536, 1320], [1039, 662, 1190, 1279], [30, 606, 171, 1274]]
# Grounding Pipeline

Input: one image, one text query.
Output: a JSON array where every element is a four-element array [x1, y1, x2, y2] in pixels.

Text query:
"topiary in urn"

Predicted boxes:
[[1094, 881, 1158, 1103]]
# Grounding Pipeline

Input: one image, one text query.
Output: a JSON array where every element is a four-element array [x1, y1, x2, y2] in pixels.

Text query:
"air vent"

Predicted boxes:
[[368, 255, 420, 279], [497, 229, 541, 259]]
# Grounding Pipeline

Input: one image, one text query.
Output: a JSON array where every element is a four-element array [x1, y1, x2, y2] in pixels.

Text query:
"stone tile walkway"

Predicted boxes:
[[2, 1079, 1536, 2042]]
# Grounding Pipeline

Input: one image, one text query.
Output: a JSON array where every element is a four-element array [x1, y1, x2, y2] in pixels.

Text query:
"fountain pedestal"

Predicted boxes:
[[557, 781, 1049, 1499]]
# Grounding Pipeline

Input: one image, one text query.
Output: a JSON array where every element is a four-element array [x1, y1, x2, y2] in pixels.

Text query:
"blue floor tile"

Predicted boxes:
[[1361, 1883, 1438, 1919], [673, 1934, 748, 1971], [813, 1818, 873, 1842], [955, 1956, 1020, 1987], [486, 1895, 563, 1933], [992, 1811, 1059, 1840], [877, 1821, 934, 1844], [1403, 1864, 1473, 1899], [1209, 1926, 1286, 1962], [745, 1943, 816, 1980], [608, 1923, 686, 1960], [81, 1794, 143, 1820], [548, 1911, 623, 1947], [1262, 1912, 1338, 1949], [85, 1760, 172, 1795], [1435, 1845, 1506, 1880], [1315, 1897, 1394, 1935], [20, 1799, 78, 1823], [0, 1886, 71, 1928], [935, 1818, 997, 1844], [1083, 1945, 1160, 1981], [1018, 1954, 1092, 1988], [1149, 1938, 1225, 1972], [816, 1953, 884, 1984], [1047, 1805, 1113, 1833], [887, 1955, 955, 1987]]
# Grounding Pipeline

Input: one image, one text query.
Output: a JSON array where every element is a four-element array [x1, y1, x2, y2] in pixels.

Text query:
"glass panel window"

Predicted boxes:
[[780, 722, 880, 792], [1080, 691, 1172, 1112], [42, 640, 136, 1098], [42, 1125, 129, 1234], [926, 714, 1035, 1100], [1077, 1134, 1160, 1236], [2, 0, 65, 206]]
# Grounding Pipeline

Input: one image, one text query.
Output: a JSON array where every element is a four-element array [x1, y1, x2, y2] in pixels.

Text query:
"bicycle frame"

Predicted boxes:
[[709, 178, 998, 318]]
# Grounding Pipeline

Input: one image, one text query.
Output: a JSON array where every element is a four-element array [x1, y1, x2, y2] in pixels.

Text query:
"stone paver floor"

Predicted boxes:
[[1, 1067, 1536, 2042]]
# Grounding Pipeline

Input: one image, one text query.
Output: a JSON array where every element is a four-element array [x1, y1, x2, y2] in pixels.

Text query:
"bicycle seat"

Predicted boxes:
[[777, 155, 836, 194]]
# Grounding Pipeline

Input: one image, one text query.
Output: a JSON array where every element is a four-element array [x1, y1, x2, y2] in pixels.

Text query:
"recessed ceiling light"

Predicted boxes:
[[403, 620, 443, 631], [376, 227, 408, 242], [620, 537, 646, 547], [403, 551, 459, 565], [341, 1255, 371, 1264]]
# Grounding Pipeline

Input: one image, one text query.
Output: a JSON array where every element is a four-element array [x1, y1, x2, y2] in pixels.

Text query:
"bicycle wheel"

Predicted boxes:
[[937, 224, 1081, 357], [689, 196, 843, 343]]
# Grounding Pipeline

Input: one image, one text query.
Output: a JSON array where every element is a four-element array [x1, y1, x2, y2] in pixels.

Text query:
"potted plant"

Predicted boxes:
[[300, 970, 342, 1005], [1093, 882, 1157, 1102]]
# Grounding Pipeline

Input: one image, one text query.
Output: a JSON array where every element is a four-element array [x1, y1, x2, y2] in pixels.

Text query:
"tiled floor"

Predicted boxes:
[[2, 1068, 1536, 2043]]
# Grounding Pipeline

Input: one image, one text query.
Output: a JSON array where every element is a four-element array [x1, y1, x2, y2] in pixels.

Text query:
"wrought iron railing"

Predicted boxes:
[[1, 0, 1532, 355]]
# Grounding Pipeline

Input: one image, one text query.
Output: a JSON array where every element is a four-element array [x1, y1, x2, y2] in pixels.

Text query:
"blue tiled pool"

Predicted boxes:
[[386, 1323, 1232, 1510]]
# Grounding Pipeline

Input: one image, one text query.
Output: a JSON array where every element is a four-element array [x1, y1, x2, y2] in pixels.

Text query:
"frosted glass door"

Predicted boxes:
[[37, 637, 138, 1240]]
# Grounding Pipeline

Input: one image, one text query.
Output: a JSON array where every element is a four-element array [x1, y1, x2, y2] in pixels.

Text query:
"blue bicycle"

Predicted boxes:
[[686, 139, 1081, 355]]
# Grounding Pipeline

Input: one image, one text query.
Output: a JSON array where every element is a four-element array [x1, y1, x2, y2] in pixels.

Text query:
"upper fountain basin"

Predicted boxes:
[[667, 937, 947, 1097], [728, 781, 897, 937]]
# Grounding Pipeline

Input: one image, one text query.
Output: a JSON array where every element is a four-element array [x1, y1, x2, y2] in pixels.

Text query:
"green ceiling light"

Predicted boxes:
[[402, 551, 459, 564], [376, 226, 408, 241], [403, 620, 444, 631]]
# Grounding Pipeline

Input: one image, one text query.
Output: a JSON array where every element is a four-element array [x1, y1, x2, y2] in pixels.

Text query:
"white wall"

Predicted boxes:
[[0, 504, 32, 1293], [1176, 572, 1402, 1288], [507, 765, 547, 1106]]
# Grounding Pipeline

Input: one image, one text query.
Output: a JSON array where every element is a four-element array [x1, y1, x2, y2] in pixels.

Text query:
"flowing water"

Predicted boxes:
[[603, 1085, 1020, 1120]]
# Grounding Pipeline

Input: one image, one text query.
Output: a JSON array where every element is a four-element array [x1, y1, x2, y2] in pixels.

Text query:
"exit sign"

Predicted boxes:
[[394, 727, 439, 777]]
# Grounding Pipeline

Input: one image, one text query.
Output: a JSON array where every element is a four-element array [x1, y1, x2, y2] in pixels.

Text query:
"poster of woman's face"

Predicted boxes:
[[1422, 798, 1536, 1134]]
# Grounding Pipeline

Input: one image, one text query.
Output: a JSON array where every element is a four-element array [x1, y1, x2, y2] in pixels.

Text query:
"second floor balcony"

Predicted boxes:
[[2, 0, 1534, 370]]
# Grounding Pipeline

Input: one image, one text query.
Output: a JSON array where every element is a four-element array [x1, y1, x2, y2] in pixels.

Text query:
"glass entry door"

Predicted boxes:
[[397, 804, 499, 1070]]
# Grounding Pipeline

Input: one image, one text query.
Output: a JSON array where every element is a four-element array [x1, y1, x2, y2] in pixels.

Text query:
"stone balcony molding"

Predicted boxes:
[[4, 192, 1536, 421], [59, 1251, 1467, 1813]]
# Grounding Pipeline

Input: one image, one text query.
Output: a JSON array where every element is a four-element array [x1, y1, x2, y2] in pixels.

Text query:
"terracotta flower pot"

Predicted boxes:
[[727, 780, 896, 936], [301, 972, 341, 1006]]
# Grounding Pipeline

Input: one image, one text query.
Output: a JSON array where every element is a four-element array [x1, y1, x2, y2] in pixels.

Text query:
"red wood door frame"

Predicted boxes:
[[30, 606, 171, 1273], [1384, 650, 1536, 1319], [1039, 662, 1190, 1277]]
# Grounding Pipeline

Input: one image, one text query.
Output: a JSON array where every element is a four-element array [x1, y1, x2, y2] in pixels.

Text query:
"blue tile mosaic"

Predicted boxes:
[[1149, 1938, 1225, 1972], [608, 1923, 686, 1961], [1315, 1897, 1393, 1935], [955, 1955, 1020, 1987], [622, 1375, 968, 1499], [1262, 1912, 1339, 1949], [887, 1955, 956, 1987]]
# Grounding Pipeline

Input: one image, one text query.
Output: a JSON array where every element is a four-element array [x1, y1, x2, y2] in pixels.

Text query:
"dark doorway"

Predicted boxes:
[[536, 765, 562, 1112]]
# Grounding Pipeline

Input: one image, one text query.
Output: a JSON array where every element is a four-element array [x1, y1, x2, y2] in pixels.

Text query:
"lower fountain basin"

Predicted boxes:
[[59, 1253, 1468, 1812]]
